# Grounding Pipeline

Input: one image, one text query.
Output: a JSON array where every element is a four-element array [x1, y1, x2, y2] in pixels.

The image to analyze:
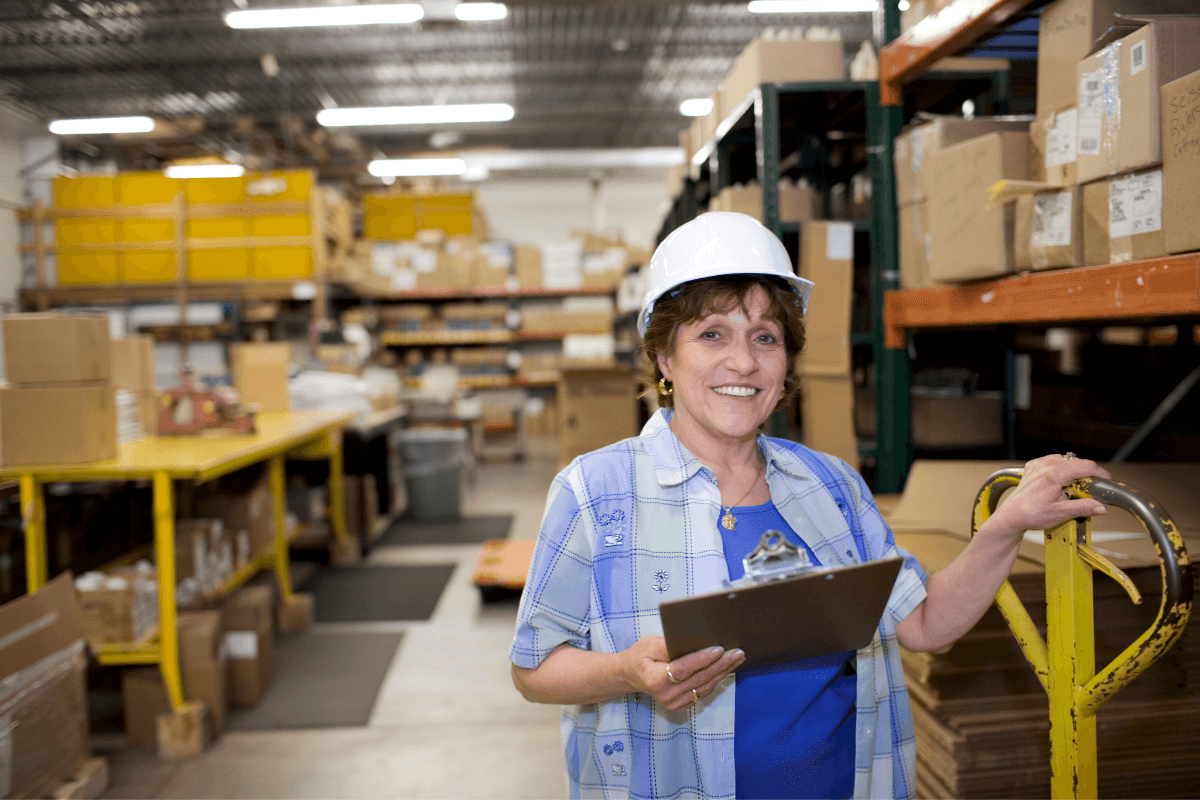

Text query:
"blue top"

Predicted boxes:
[[723, 501, 856, 800]]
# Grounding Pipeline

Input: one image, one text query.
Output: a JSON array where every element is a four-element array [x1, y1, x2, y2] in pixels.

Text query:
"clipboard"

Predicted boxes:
[[659, 531, 903, 671]]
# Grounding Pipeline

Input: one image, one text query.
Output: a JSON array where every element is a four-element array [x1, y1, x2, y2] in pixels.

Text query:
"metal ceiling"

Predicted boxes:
[[0, 1, 876, 168]]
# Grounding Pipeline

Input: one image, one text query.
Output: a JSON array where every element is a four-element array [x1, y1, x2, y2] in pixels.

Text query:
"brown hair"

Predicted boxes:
[[639, 275, 806, 410]]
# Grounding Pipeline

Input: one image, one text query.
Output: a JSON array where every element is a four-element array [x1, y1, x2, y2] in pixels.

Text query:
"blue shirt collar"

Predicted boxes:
[[640, 409, 812, 488]]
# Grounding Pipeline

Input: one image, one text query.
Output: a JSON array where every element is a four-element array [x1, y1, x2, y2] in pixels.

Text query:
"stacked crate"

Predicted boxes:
[[46, 168, 336, 286]]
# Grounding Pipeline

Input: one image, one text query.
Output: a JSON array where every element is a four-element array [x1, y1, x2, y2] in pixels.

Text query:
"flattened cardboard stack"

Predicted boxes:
[[888, 461, 1200, 799]]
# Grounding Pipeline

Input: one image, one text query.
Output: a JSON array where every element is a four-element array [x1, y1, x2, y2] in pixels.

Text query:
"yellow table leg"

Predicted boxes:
[[326, 429, 347, 540], [19, 474, 47, 592], [269, 455, 294, 600], [153, 471, 186, 711], [1045, 516, 1098, 799]]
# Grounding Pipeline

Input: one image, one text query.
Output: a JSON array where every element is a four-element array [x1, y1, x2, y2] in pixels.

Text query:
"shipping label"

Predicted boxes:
[[1109, 171, 1162, 239], [1032, 191, 1073, 249], [1045, 108, 1078, 168], [1129, 40, 1146, 76], [826, 222, 853, 261], [1078, 71, 1103, 156]]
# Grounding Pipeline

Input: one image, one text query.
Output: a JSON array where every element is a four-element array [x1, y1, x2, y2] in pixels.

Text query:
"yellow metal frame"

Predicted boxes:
[[973, 470, 1193, 798], [9, 410, 353, 714]]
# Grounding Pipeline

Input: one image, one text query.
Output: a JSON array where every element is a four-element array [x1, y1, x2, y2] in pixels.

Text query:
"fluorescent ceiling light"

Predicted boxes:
[[164, 164, 246, 179], [455, 2, 507, 21], [464, 148, 685, 171], [317, 103, 514, 127], [49, 116, 155, 135], [368, 158, 467, 177], [679, 98, 714, 117], [225, 3, 423, 29], [748, 0, 878, 12]]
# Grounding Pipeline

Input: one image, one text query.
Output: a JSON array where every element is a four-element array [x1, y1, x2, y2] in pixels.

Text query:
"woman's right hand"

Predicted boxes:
[[618, 636, 746, 711]]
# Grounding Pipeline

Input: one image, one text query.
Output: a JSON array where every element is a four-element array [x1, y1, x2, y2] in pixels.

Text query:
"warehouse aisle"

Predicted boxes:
[[103, 436, 568, 799]]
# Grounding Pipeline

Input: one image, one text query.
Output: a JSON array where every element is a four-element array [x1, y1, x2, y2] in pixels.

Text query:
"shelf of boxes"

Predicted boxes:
[[878, 0, 1040, 105], [885, 253, 1200, 348], [16, 169, 352, 320]]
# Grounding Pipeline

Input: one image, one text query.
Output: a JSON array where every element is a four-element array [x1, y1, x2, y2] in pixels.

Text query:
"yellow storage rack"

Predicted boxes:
[[18, 169, 353, 320]]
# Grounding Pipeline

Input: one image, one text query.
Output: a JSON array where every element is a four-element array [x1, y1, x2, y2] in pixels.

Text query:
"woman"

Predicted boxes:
[[510, 212, 1108, 800]]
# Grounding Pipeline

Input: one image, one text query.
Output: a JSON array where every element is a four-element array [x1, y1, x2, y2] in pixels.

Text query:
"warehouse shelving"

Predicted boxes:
[[14, 172, 351, 322], [884, 254, 1200, 348]]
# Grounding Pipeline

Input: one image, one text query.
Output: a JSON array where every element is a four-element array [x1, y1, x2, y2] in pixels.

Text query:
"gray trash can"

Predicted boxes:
[[399, 427, 468, 521]]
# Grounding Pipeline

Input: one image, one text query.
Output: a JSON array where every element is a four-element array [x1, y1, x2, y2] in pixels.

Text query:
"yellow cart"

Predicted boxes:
[[2, 410, 354, 720], [974, 470, 1193, 799]]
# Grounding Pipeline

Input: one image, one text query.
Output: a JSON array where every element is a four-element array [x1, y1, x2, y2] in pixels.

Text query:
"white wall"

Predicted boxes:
[[0, 109, 42, 378], [471, 174, 671, 250]]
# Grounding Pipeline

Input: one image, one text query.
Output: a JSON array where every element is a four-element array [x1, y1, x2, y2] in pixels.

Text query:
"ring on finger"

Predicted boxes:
[[666, 668, 681, 685], [692, 688, 702, 703], [1064, 452, 1076, 460]]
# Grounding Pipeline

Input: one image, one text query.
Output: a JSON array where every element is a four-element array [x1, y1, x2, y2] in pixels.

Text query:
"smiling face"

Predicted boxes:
[[657, 286, 787, 446]]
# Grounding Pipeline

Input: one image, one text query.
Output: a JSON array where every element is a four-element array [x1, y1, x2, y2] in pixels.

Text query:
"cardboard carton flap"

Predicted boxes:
[[0, 572, 86, 681]]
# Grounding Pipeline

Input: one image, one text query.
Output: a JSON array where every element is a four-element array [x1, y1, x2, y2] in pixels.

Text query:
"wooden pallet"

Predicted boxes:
[[53, 757, 108, 800]]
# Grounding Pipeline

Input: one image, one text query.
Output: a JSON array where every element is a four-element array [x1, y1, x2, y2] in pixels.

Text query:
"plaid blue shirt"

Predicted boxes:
[[510, 410, 928, 799]]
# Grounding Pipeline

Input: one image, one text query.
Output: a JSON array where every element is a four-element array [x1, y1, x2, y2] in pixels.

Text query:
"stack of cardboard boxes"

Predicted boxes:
[[0, 313, 117, 465], [681, 36, 846, 164], [111, 334, 158, 436], [797, 221, 859, 472], [901, 1, 1200, 288], [122, 582, 277, 752]]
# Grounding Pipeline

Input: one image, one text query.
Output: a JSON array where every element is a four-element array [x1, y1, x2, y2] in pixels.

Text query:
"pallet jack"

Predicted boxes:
[[973, 470, 1193, 799]]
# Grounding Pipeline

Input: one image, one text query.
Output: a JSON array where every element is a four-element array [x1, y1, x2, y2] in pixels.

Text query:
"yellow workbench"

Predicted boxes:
[[1, 410, 355, 716]]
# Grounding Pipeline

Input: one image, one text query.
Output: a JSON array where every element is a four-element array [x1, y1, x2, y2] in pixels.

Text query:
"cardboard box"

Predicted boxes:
[[0, 573, 89, 799], [3, 313, 112, 385], [927, 131, 1030, 282], [222, 585, 275, 708], [1081, 167, 1167, 265], [1035, 0, 1186, 117], [515, 245, 543, 288], [122, 610, 228, 747], [229, 342, 291, 413], [854, 389, 1004, 448], [111, 335, 156, 393], [1076, 17, 1200, 184], [798, 221, 853, 376], [1030, 107, 1079, 186], [195, 473, 276, 560], [1162, 68, 1200, 255], [0, 383, 117, 465], [801, 375, 859, 473], [139, 391, 159, 436], [76, 570, 158, 648], [780, 181, 821, 223], [1014, 187, 1085, 270], [720, 39, 844, 116], [894, 117, 1032, 206], [899, 202, 931, 290], [278, 592, 313, 634], [558, 368, 639, 466]]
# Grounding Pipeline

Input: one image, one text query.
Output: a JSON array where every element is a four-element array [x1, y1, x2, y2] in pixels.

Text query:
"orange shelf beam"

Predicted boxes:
[[880, 0, 1039, 105], [885, 254, 1200, 348]]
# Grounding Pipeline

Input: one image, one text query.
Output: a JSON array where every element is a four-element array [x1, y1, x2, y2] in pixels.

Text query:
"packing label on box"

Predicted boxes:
[[1032, 191, 1074, 248], [826, 222, 853, 261], [225, 631, 258, 659], [1129, 39, 1147, 76], [1078, 70, 1104, 156], [1045, 109, 1078, 168], [1110, 171, 1162, 239]]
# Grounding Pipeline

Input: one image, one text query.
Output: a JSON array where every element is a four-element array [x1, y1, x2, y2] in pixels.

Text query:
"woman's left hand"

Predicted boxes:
[[986, 454, 1112, 541]]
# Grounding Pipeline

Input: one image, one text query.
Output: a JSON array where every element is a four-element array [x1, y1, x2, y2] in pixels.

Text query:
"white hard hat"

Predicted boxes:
[[638, 212, 813, 337]]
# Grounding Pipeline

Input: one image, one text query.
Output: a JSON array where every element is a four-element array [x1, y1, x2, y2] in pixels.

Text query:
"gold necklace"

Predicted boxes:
[[720, 471, 761, 531]]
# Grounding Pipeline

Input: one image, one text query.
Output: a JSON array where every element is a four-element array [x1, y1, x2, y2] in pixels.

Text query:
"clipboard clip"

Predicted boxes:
[[722, 530, 815, 589]]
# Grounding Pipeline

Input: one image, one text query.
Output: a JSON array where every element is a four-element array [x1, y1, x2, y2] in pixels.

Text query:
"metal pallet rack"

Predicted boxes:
[[879, 0, 1200, 474]]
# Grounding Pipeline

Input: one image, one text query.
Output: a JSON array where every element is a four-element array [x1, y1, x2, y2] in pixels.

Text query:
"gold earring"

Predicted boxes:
[[658, 377, 673, 396]]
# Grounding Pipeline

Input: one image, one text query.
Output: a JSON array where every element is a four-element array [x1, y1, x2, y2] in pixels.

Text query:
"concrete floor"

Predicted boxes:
[[103, 436, 568, 799]]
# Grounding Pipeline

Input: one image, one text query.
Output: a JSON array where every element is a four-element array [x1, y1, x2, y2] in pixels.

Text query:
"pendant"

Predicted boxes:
[[721, 511, 736, 530]]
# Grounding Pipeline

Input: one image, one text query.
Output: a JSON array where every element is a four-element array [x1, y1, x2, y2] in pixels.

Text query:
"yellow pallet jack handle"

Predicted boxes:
[[972, 469, 1193, 799]]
